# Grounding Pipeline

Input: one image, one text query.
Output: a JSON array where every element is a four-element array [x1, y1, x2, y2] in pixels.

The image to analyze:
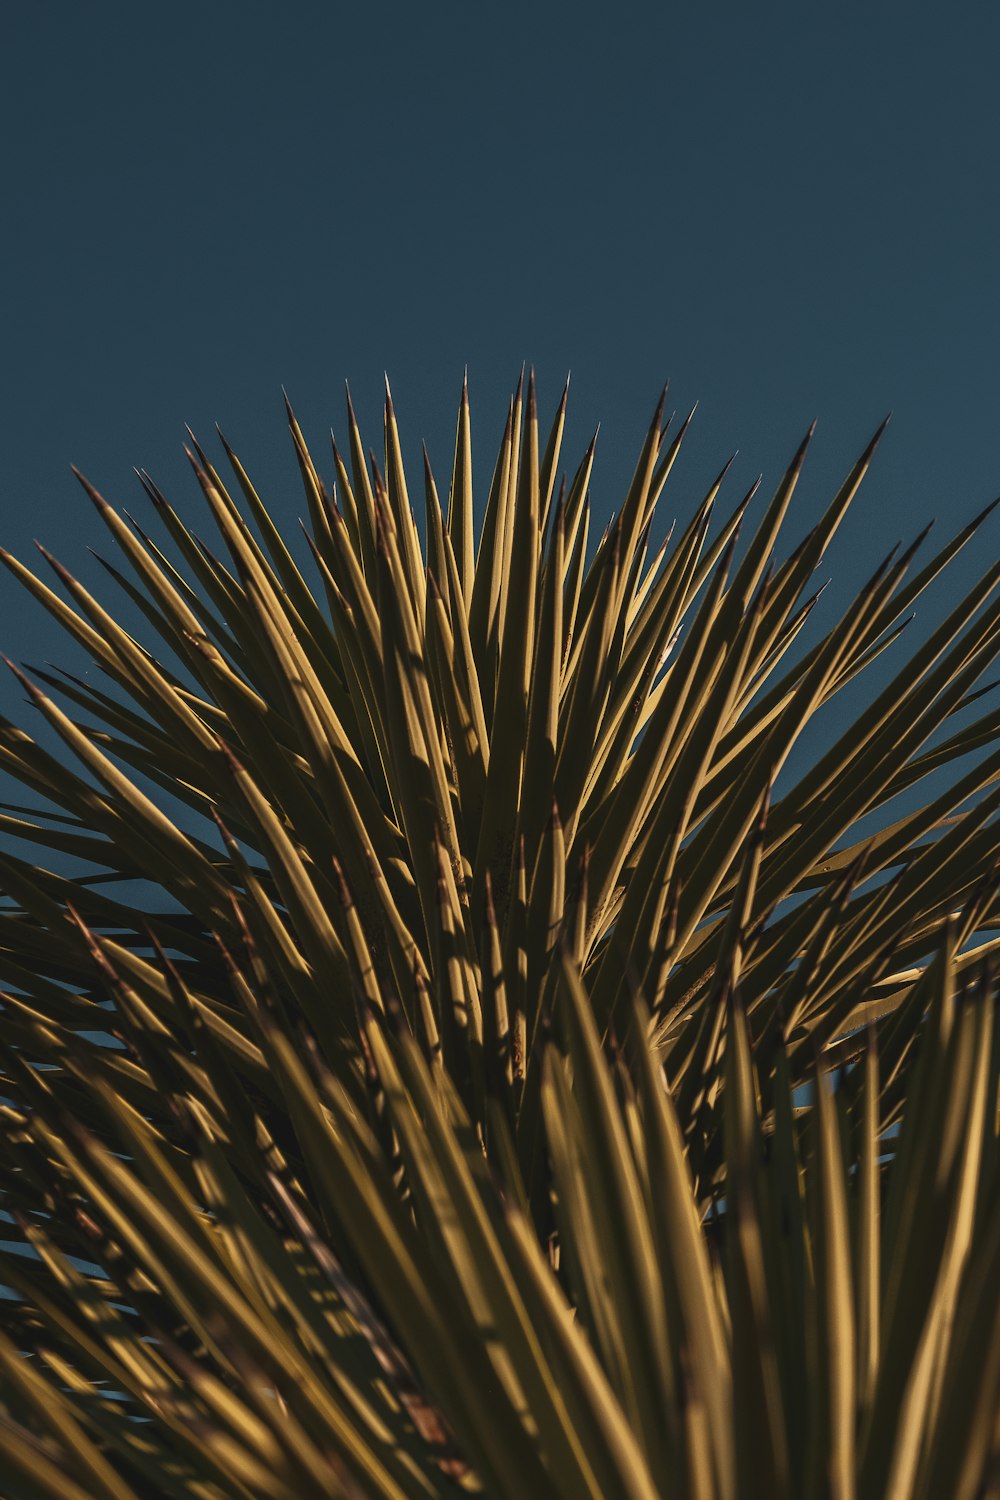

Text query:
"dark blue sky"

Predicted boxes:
[[3, 4, 999, 729]]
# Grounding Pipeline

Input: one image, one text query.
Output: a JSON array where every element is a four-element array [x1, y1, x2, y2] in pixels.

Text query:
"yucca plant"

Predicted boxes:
[[1, 373, 997, 1500]]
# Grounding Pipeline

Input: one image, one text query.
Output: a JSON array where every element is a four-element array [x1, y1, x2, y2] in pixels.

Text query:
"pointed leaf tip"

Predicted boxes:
[[862, 410, 892, 458], [3, 657, 36, 696], [971, 492, 1000, 529], [70, 466, 108, 509]]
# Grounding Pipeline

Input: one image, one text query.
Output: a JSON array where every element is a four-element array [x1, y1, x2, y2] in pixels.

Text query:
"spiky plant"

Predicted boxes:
[[1, 374, 997, 1500]]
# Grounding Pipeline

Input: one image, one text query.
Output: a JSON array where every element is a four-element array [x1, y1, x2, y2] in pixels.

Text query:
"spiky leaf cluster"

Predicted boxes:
[[0, 375, 998, 1499]]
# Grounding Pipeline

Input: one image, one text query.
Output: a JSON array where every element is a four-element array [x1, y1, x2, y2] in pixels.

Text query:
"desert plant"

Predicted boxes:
[[0, 374, 997, 1499]]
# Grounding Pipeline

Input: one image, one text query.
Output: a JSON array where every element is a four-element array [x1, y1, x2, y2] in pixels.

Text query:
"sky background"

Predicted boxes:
[[2, 4, 1000, 776]]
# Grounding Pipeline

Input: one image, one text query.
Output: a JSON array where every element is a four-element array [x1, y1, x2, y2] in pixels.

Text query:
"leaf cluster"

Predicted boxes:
[[0, 375, 998, 1498]]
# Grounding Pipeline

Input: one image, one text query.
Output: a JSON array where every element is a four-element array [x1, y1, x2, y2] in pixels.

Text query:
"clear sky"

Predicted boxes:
[[3, 4, 1000, 734]]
